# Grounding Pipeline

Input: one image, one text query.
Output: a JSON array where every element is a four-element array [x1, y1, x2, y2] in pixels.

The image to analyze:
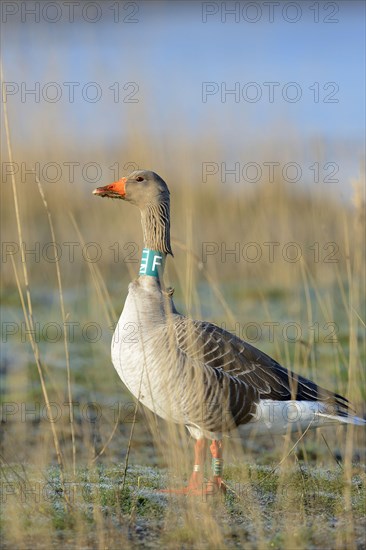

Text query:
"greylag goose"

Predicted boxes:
[[93, 170, 365, 494]]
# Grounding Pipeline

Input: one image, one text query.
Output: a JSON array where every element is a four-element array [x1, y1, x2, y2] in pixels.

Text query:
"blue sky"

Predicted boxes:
[[2, 1, 365, 190]]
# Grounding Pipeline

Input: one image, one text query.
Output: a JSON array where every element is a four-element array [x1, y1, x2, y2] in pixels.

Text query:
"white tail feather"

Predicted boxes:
[[239, 400, 366, 436]]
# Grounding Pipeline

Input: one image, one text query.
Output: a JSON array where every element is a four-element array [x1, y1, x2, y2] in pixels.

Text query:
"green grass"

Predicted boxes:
[[1, 463, 365, 549]]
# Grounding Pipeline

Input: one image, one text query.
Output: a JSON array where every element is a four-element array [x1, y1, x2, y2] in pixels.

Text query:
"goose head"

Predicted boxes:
[[93, 169, 170, 208], [93, 169, 173, 256]]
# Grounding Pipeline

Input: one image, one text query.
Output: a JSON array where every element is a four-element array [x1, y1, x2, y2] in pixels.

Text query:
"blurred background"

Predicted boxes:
[[1, 1, 365, 548]]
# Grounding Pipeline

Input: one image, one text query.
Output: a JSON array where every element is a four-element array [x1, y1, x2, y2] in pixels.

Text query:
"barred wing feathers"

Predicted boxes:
[[173, 317, 350, 430]]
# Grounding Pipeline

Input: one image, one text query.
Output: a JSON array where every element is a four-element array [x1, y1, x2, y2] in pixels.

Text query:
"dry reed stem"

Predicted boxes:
[[35, 178, 76, 476], [2, 60, 67, 492]]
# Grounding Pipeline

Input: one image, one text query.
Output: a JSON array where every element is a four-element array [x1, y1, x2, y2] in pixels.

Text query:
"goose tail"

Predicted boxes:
[[240, 400, 366, 436], [317, 411, 366, 426]]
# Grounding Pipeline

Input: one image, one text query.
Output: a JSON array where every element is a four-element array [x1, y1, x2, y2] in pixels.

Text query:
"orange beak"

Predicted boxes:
[[93, 177, 127, 199]]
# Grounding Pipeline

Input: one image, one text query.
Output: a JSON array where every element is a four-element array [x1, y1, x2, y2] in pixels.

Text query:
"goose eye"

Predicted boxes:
[[136, 176, 144, 182]]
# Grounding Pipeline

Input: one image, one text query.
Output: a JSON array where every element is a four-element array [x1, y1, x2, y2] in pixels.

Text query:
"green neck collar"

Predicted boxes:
[[139, 248, 166, 278]]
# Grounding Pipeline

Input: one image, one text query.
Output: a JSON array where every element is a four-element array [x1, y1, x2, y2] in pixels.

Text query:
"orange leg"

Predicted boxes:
[[205, 439, 226, 495], [160, 438, 208, 495], [187, 438, 208, 490], [160, 439, 227, 496]]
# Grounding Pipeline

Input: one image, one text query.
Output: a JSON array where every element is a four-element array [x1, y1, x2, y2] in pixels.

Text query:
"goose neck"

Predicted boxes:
[[139, 201, 172, 279], [140, 201, 172, 256]]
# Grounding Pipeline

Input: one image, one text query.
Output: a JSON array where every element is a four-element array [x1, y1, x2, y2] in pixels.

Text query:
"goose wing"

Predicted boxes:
[[173, 317, 350, 417]]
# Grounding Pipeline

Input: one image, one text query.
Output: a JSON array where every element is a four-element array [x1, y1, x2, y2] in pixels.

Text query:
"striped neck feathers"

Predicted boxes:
[[140, 201, 173, 256]]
